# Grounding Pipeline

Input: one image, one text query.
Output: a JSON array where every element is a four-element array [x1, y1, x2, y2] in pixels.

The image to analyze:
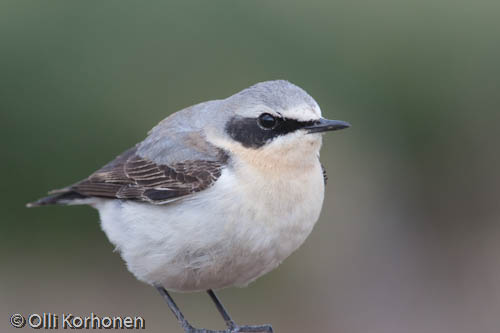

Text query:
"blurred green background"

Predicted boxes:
[[2, 0, 500, 332]]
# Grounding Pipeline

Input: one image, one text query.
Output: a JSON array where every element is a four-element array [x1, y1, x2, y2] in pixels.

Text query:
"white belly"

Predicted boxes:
[[96, 161, 325, 292]]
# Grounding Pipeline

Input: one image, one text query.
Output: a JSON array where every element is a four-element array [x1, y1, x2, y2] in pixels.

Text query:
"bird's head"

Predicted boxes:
[[206, 80, 350, 171]]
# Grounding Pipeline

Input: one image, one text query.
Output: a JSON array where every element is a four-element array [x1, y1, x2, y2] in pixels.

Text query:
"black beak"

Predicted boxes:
[[304, 118, 351, 134]]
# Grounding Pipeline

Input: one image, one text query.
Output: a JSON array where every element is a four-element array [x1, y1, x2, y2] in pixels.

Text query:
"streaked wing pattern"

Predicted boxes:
[[53, 146, 228, 204]]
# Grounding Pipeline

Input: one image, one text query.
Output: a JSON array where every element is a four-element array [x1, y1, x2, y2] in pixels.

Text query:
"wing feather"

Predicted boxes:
[[52, 146, 228, 205]]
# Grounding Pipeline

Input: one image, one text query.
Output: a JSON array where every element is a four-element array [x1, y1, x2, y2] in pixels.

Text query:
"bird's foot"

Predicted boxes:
[[182, 324, 273, 333], [229, 324, 273, 332], [181, 322, 224, 333]]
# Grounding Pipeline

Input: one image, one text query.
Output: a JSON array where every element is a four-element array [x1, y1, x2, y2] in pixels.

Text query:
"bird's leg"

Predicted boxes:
[[206, 290, 273, 333], [155, 285, 227, 333], [155, 285, 194, 332], [207, 289, 237, 329]]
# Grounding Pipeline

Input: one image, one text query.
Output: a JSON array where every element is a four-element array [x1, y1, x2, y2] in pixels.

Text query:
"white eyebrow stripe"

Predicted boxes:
[[284, 105, 322, 122]]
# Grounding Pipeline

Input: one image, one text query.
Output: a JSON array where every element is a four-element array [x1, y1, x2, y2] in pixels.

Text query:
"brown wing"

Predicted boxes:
[[48, 146, 228, 205]]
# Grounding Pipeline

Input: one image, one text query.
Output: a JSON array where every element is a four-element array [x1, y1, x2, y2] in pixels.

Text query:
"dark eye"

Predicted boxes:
[[257, 113, 277, 129]]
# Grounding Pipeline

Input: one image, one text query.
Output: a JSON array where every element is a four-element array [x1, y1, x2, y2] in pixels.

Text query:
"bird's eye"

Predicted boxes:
[[257, 113, 277, 129]]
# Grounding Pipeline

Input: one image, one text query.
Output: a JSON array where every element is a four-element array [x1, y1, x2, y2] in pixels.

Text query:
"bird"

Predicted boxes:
[[27, 80, 350, 333]]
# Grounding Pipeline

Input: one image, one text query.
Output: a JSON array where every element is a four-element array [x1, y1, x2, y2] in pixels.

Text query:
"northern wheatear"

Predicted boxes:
[[28, 80, 350, 333]]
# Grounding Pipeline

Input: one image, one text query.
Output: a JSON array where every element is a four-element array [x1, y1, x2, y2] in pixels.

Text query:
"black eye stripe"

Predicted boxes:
[[274, 117, 316, 134], [225, 116, 317, 148]]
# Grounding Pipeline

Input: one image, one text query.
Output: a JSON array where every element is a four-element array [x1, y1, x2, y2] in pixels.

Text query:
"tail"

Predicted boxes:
[[26, 190, 89, 208]]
